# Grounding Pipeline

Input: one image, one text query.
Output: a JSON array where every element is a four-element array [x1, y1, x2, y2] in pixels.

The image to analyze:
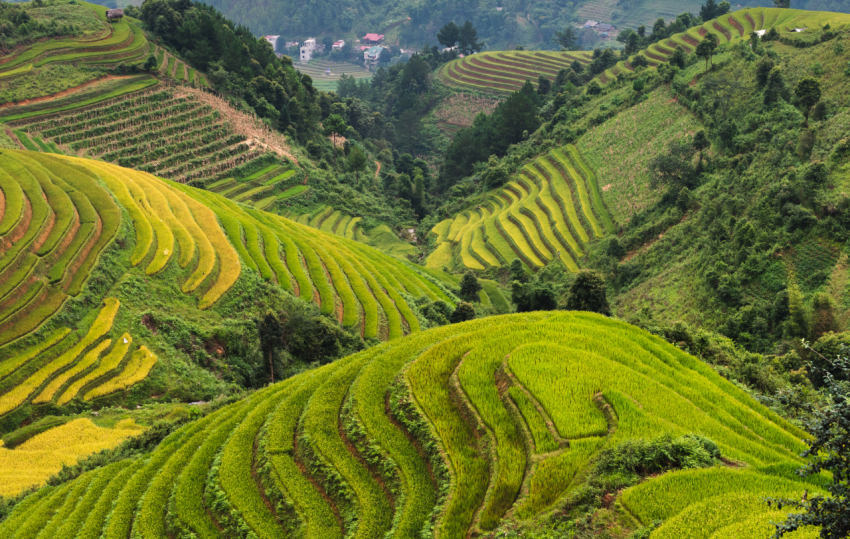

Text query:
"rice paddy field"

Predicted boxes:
[[0, 312, 821, 538], [438, 8, 850, 94], [295, 59, 374, 92], [4, 87, 285, 185], [426, 145, 614, 271]]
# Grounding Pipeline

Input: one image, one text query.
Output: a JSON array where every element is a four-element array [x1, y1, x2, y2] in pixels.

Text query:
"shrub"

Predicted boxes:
[[595, 433, 721, 477]]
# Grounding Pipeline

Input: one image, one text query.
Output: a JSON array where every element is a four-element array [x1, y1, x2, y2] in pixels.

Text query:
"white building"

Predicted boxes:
[[332, 40, 345, 50], [264, 35, 280, 52], [300, 38, 317, 63], [364, 45, 385, 67]]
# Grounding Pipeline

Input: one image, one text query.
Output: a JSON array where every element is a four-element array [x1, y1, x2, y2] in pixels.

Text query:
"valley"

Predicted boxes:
[[0, 0, 850, 538]]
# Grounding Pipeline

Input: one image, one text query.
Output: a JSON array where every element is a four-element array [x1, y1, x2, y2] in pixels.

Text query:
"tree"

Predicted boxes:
[[768, 346, 850, 538], [510, 259, 529, 283], [437, 21, 460, 49], [696, 33, 719, 72], [670, 46, 687, 69], [796, 77, 822, 118], [347, 145, 367, 181], [451, 302, 476, 323], [692, 130, 710, 171], [756, 56, 775, 88], [552, 26, 578, 51], [258, 312, 284, 384], [537, 75, 551, 95], [586, 81, 602, 95], [773, 0, 791, 7], [323, 114, 347, 164], [143, 54, 158, 71], [459, 272, 483, 302], [625, 32, 640, 55], [651, 18, 667, 40], [649, 141, 697, 190], [764, 66, 789, 106], [512, 280, 558, 312], [458, 21, 482, 56], [787, 277, 809, 338], [565, 270, 610, 315], [631, 55, 649, 69], [811, 292, 839, 341]]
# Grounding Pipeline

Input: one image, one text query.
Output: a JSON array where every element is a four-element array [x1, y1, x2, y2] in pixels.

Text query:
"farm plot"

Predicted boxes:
[[1, 312, 814, 539], [296, 59, 375, 92], [438, 50, 592, 94], [0, 417, 143, 497], [207, 162, 300, 209], [1, 151, 454, 342], [576, 86, 702, 223], [425, 147, 613, 271]]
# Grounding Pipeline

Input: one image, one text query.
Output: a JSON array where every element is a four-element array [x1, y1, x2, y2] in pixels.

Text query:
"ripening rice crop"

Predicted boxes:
[[426, 148, 612, 271], [0, 418, 143, 497], [0, 313, 816, 537]]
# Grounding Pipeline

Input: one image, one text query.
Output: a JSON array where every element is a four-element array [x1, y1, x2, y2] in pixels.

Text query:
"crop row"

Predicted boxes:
[[0, 312, 818, 537], [426, 147, 611, 271]]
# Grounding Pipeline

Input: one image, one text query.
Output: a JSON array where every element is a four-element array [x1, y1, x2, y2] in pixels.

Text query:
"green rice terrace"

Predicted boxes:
[[438, 8, 850, 94], [0, 149, 462, 424], [0, 1, 208, 126], [296, 59, 374, 93], [3, 87, 291, 185], [0, 312, 825, 538], [427, 145, 614, 271], [438, 50, 592, 94]]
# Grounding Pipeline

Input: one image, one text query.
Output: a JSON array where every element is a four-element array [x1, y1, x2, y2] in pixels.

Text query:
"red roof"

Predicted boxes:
[[363, 33, 385, 41]]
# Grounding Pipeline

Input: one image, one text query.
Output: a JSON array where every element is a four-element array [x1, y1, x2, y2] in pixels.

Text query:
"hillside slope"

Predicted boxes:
[[0, 312, 820, 538], [0, 150, 457, 435]]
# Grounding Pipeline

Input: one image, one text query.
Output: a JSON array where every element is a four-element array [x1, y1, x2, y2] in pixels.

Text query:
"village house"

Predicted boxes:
[[332, 40, 345, 50], [300, 38, 316, 63], [364, 45, 385, 67], [362, 33, 385, 45], [106, 8, 123, 21]]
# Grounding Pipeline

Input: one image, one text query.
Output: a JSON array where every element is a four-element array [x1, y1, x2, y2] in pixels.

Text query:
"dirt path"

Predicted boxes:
[[178, 85, 300, 166], [374, 160, 381, 179], [0, 75, 134, 110], [4, 126, 24, 150]]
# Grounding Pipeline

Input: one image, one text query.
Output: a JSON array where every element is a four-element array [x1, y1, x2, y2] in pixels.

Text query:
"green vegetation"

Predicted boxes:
[[438, 51, 592, 94], [0, 313, 816, 537], [427, 147, 612, 271], [296, 59, 374, 93]]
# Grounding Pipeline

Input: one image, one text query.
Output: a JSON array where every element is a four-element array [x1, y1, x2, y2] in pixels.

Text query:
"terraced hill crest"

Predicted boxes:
[[0, 312, 822, 538]]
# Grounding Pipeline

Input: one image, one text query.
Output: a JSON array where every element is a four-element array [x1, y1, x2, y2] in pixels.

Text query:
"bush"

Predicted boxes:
[[594, 433, 721, 477]]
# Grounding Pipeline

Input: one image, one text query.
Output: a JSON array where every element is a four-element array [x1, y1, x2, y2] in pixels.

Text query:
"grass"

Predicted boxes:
[[1, 312, 816, 536], [576, 86, 702, 224]]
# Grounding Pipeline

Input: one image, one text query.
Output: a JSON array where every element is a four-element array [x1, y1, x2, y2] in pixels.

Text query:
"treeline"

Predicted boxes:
[[136, 0, 321, 142]]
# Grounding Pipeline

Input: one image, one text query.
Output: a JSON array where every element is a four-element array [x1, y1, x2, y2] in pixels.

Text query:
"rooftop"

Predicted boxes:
[[363, 33, 385, 41]]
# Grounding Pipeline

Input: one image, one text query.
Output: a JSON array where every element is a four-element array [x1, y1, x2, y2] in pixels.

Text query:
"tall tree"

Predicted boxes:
[[796, 77, 822, 118], [692, 130, 710, 171], [458, 21, 482, 55], [773, 0, 791, 7], [459, 272, 483, 302], [696, 33, 719, 71], [437, 21, 460, 49], [552, 26, 578, 51], [565, 270, 610, 315], [347, 145, 367, 182], [323, 114, 347, 164]]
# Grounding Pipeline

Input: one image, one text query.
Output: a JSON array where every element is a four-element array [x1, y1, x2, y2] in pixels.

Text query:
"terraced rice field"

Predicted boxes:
[[438, 9, 850, 94], [0, 312, 817, 538], [605, 8, 850, 87], [5, 88, 275, 184], [296, 59, 374, 92], [0, 417, 144, 497], [0, 150, 454, 346], [207, 163, 302, 210], [0, 3, 149, 75], [437, 50, 592, 94], [426, 146, 614, 271]]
